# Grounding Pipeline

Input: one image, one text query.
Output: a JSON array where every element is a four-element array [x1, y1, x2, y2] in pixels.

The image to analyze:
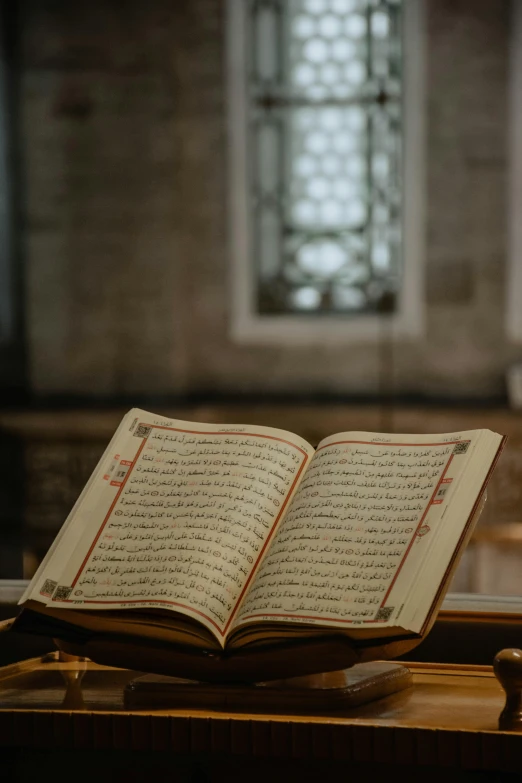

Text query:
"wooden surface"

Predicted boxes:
[[124, 662, 413, 711], [0, 654, 521, 775]]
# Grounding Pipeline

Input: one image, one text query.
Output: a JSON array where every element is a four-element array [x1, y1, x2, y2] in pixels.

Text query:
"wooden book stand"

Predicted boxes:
[[0, 616, 416, 712], [49, 633, 421, 712], [55, 630, 421, 683]]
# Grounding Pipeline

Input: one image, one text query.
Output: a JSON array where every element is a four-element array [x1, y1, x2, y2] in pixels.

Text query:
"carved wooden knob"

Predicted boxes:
[[493, 648, 522, 731]]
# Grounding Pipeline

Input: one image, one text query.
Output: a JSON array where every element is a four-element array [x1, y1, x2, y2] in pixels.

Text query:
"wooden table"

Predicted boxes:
[[0, 654, 520, 781]]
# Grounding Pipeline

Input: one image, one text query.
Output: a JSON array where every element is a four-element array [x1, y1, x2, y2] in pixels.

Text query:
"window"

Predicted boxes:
[[507, 0, 522, 342], [228, 0, 425, 343], [0, 10, 13, 347]]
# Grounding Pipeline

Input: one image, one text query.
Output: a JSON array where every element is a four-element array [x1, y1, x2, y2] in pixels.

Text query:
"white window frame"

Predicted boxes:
[[227, 0, 426, 345], [507, 0, 522, 342]]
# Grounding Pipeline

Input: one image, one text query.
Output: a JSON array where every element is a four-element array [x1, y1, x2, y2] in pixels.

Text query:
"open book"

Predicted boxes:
[[15, 409, 505, 672]]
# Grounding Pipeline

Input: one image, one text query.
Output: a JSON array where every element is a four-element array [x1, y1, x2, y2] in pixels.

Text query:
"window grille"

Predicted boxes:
[[248, 0, 403, 316]]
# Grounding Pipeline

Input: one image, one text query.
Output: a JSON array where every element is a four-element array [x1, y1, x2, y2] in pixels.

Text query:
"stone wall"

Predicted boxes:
[[20, 0, 517, 398]]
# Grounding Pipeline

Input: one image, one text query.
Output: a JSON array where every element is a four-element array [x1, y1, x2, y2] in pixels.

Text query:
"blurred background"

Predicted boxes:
[[0, 0, 521, 599]]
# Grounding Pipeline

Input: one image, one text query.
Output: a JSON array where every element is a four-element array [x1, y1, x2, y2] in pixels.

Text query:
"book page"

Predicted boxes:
[[19, 410, 137, 605], [233, 431, 483, 632], [24, 411, 313, 642]]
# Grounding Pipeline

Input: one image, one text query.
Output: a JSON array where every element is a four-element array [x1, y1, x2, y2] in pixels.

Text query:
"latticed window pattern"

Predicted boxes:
[[248, 0, 403, 315]]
